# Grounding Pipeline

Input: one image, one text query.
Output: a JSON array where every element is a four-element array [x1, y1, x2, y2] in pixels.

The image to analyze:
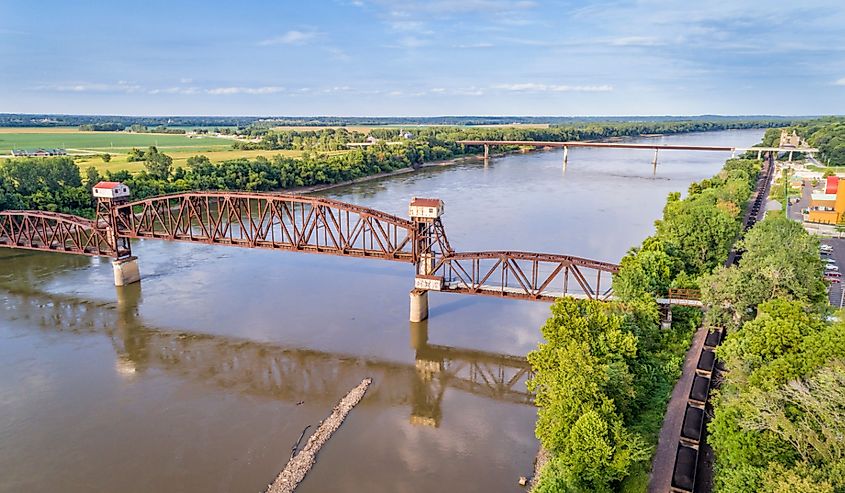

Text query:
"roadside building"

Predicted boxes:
[[11, 148, 67, 157], [808, 176, 845, 224], [779, 129, 805, 148]]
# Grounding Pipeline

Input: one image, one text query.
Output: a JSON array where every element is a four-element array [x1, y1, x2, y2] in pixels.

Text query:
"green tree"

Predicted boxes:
[[101, 153, 111, 162], [83, 166, 101, 189], [527, 299, 643, 491], [143, 146, 173, 180]]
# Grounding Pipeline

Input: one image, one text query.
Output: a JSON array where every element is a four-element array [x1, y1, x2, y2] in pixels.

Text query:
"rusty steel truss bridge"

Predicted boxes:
[[0, 187, 628, 320]]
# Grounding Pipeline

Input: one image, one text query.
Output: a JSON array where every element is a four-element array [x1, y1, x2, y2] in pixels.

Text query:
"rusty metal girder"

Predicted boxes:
[[113, 191, 416, 262], [431, 250, 617, 301], [0, 210, 115, 257], [0, 191, 621, 303]]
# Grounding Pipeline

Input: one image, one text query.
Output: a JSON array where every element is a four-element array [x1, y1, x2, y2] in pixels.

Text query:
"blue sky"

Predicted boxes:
[[1, 0, 843, 116]]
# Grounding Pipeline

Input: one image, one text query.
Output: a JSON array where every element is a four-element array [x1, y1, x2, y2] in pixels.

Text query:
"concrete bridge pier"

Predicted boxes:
[[652, 148, 659, 175], [563, 145, 569, 168], [788, 150, 794, 162], [483, 144, 489, 160], [757, 149, 762, 159], [113, 256, 141, 286], [410, 289, 429, 322]]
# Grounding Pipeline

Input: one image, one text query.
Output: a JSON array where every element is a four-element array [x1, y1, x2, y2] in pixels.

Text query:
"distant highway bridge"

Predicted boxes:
[[457, 139, 817, 168]]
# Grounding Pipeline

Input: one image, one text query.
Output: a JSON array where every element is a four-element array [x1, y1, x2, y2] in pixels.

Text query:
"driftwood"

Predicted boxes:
[[264, 377, 373, 493]]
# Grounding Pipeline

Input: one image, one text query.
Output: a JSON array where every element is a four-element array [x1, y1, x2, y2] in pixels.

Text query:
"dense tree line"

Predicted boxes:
[[0, 141, 429, 217], [697, 215, 845, 492], [235, 120, 794, 155], [78, 123, 125, 131], [529, 157, 764, 491], [0, 157, 94, 216]]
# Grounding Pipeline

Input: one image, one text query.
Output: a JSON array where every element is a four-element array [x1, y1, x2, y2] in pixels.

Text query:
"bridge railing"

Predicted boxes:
[[0, 210, 115, 257], [430, 251, 618, 301]]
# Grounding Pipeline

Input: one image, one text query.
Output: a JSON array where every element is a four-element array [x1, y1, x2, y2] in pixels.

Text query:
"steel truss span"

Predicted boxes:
[[0, 211, 115, 257], [114, 192, 416, 262], [0, 191, 621, 302], [431, 251, 618, 301]]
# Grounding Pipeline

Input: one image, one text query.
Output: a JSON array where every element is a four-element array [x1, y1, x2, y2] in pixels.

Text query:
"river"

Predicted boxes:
[[0, 129, 764, 493]]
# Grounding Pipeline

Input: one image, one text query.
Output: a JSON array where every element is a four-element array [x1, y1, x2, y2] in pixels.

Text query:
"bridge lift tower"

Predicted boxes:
[[93, 181, 141, 286], [408, 197, 448, 322]]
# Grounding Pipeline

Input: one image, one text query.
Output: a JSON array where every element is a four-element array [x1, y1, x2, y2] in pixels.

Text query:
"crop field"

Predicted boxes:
[[0, 129, 232, 153], [73, 148, 350, 174]]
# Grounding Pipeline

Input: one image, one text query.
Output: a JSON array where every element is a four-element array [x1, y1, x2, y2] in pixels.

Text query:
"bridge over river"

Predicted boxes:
[[0, 185, 636, 321]]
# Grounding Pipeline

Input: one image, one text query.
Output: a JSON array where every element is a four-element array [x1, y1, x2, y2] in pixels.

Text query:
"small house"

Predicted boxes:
[[409, 197, 444, 219], [93, 181, 131, 199]]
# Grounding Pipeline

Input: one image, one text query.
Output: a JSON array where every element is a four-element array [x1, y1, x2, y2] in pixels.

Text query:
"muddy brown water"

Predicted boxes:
[[0, 129, 763, 492]]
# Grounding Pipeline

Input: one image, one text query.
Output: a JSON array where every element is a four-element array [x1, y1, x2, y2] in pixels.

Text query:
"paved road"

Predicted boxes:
[[789, 179, 812, 222]]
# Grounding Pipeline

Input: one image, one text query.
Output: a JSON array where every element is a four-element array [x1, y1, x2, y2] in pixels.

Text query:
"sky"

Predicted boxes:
[[1, 0, 844, 117]]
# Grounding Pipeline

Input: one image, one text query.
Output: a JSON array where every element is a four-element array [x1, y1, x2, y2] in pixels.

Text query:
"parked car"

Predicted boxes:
[[821, 244, 833, 252], [826, 264, 840, 272], [825, 271, 841, 277], [825, 277, 841, 284], [824, 258, 836, 264]]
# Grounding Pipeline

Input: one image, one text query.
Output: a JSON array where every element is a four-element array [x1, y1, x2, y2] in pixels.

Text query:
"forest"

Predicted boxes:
[[529, 157, 762, 492]]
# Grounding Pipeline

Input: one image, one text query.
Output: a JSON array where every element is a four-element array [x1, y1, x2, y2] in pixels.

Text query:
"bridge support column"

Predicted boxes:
[[410, 289, 429, 322], [113, 256, 141, 286], [757, 149, 762, 159], [652, 148, 659, 175], [789, 150, 794, 162], [661, 305, 673, 330], [483, 144, 489, 160], [563, 146, 569, 168]]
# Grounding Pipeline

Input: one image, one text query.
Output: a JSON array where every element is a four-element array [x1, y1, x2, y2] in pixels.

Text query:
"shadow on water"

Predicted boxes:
[[1, 284, 532, 429]]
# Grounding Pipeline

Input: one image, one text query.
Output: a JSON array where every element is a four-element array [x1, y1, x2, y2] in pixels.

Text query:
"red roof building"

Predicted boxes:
[[826, 176, 839, 195]]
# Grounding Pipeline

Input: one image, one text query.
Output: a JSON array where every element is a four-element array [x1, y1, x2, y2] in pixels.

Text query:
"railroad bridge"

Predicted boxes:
[[0, 182, 627, 320]]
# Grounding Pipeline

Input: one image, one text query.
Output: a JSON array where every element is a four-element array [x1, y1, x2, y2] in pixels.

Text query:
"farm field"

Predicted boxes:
[[0, 128, 232, 153], [73, 148, 350, 174]]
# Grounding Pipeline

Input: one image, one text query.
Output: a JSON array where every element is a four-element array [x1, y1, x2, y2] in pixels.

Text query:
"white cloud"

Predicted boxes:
[[454, 42, 494, 48], [40, 81, 142, 93], [149, 86, 200, 95], [258, 30, 318, 46], [206, 86, 285, 95], [608, 36, 665, 47], [397, 35, 430, 48], [493, 83, 613, 93], [836, 77, 845, 86]]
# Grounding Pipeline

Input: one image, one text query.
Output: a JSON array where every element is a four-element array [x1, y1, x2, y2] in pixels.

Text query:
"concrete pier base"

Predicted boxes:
[[112, 256, 141, 286], [409, 290, 429, 322]]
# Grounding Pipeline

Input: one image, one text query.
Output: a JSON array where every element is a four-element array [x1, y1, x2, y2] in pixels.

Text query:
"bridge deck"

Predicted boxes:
[[457, 140, 817, 154]]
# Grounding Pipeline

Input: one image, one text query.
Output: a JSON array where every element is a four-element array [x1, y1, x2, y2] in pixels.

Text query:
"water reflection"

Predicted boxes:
[[1, 285, 531, 429]]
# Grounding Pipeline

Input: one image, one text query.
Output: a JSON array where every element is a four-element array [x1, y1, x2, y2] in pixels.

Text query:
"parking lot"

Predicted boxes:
[[821, 238, 845, 307]]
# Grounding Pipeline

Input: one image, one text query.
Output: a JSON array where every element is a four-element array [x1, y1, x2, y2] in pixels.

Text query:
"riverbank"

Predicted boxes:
[[292, 149, 525, 194]]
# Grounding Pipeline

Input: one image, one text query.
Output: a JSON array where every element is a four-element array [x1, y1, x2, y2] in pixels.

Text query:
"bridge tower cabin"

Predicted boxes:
[[408, 197, 447, 322], [93, 181, 140, 286]]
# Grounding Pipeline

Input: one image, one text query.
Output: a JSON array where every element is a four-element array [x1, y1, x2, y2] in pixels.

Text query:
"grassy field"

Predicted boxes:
[[73, 148, 350, 174], [0, 129, 232, 153]]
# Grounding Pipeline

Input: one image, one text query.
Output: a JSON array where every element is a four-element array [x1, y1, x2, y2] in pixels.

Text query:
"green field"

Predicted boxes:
[[0, 130, 231, 153], [73, 148, 351, 174]]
